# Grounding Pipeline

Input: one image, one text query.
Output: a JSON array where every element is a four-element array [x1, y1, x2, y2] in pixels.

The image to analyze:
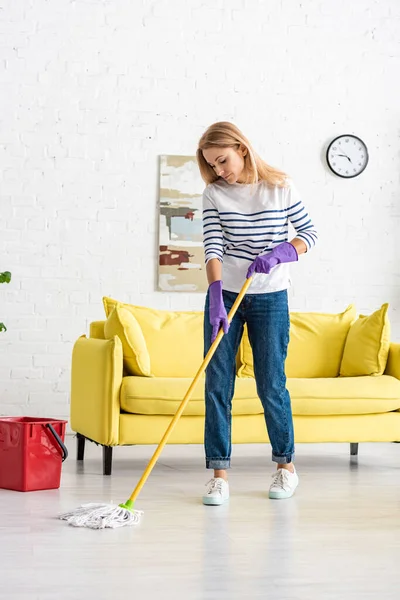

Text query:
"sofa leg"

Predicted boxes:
[[103, 446, 113, 475], [77, 434, 85, 461], [350, 443, 359, 456]]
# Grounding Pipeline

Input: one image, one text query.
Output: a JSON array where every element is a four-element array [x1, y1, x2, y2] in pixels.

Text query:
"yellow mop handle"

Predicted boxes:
[[126, 277, 253, 505]]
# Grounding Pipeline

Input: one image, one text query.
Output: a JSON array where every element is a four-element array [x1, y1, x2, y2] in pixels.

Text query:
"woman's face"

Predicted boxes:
[[202, 145, 247, 184]]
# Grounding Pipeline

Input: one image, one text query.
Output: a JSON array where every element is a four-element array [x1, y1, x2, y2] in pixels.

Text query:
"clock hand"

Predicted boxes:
[[336, 153, 352, 163]]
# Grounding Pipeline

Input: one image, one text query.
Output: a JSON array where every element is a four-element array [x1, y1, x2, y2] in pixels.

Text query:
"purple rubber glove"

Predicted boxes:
[[246, 242, 298, 278], [208, 280, 230, 343]]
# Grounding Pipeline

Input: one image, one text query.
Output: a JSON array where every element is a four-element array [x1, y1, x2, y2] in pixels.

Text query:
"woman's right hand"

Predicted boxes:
[[208, 280, 230, 343]]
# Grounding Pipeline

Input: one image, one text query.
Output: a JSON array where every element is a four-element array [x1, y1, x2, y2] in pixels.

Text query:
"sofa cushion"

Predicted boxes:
[[120, 374, 400, 417], [103, 296, 204, 377], [340, 303, 391, 377], [104, 305, 152, 377], [121, 376, 263, 416], [238, 304, 356, 379]]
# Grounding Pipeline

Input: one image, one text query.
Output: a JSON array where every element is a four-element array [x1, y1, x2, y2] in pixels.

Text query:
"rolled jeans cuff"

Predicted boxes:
[[272, 452, 295, 464], [206, 458, 231, 470]]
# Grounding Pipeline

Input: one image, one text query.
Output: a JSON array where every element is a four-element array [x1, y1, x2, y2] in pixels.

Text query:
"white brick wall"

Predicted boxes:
[[1, 0, 399, 419]]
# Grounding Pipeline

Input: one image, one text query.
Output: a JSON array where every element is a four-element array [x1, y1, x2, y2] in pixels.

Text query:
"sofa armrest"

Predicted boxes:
[[384, 343, 400, 380], [70, 335, 123, 445]]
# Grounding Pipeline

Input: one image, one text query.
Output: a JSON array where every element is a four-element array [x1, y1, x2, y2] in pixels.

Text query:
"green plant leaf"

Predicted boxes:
[[1, 271, 11, 330], [0, 271, 11, 284]]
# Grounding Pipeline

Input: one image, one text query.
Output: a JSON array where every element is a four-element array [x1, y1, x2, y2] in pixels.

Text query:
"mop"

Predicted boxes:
[[59, 277, 253, 529]]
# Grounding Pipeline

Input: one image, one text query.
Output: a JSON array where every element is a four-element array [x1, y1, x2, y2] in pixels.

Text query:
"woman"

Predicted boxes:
[[196, 121, 318, 504]]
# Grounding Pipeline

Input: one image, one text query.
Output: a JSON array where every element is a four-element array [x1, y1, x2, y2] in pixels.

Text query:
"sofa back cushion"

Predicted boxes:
[[90, 321, 106, 339], [339, 303, 390, 377], [237, 304, 356, 378], [103, 297, 203, 377], [102, 297, 359, 379]]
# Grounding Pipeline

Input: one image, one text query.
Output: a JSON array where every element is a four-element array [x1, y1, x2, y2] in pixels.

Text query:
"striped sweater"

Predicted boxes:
[[202, 177, 318, 294]]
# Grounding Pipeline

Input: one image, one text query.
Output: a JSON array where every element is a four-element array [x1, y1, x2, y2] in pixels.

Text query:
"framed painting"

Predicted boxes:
[[158, 155, 207, 292]]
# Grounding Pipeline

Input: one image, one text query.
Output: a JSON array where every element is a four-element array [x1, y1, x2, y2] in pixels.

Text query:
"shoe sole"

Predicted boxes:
[[202, 497, 229, 506], [269, 489, 297, 499]]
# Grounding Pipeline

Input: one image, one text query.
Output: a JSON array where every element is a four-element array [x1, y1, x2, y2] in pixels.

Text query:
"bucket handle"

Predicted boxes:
[[46, 423, 68, 462]]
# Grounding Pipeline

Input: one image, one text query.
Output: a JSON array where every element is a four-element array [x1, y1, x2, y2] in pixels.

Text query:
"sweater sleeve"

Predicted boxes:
[[202, 189, 224, 264], [286, 180, 318, 250]]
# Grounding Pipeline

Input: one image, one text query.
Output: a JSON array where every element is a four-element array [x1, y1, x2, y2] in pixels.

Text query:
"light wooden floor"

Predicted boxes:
[[1, 439, 399, 600]]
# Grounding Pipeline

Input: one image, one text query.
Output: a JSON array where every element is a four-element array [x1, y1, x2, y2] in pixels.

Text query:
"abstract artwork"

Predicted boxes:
[[158, 155, 207, 292]]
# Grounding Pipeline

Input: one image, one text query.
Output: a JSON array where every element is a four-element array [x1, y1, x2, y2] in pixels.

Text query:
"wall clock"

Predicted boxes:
[[326, 134, 368, 178]]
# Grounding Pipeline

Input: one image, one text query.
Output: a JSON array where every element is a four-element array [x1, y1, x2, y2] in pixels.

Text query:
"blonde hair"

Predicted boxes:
[[196, 121, 288, 188]]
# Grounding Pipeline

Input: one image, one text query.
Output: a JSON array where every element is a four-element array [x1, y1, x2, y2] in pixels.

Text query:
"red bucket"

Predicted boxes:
[[0, 417, 68, 492]]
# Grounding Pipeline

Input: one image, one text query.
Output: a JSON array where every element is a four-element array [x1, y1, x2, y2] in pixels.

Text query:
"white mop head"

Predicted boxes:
[[59, 503, 143, 529]]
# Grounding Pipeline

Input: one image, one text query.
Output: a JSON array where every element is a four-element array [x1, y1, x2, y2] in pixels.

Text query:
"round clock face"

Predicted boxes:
[[326, 135, 369, 178]]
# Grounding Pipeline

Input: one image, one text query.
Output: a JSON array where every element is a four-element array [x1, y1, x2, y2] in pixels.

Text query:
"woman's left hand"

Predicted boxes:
[[246, 242, 298, 278]]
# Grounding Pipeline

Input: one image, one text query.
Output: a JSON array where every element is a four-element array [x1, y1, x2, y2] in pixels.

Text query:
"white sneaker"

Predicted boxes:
[[269, 466, 299, 499], [202, 477, 229, 506]]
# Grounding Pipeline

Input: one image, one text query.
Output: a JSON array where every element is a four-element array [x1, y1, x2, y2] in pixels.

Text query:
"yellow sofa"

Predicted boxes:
[[70, 299, 400, 474]]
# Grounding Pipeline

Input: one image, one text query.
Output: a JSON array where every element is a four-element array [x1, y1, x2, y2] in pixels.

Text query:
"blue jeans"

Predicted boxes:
[[204, 289, 295, 469]]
